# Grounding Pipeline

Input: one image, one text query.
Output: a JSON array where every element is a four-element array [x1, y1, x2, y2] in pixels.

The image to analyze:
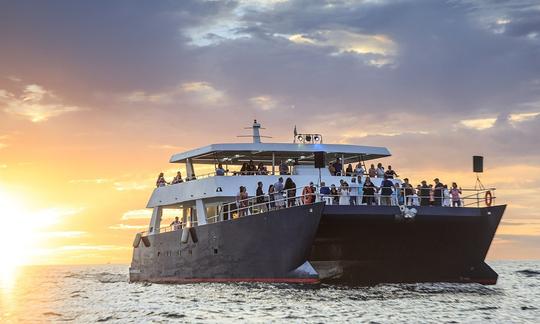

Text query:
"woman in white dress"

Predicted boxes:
[[339, 182, 350, 205]]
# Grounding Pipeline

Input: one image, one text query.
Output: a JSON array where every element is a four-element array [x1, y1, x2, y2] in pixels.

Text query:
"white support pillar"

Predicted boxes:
[[272, 152, 275, 175], [149, 206, 163, 234], [195, 199, 207, 225], [186, 158, 195, 179]]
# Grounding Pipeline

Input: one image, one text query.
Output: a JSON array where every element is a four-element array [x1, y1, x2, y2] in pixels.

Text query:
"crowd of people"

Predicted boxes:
[[155, 160, 465, 215], [227, 177, 464, 221]]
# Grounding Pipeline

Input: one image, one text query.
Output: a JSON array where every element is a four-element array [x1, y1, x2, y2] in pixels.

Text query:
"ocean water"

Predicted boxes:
[[0, 261, 538, 323]]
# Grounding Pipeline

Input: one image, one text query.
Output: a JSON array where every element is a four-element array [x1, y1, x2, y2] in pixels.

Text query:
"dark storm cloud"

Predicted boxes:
[[0, 0, 238, 93], [1, 0, 539, 148]]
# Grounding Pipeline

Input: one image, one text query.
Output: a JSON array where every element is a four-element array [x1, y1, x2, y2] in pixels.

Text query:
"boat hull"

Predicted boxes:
[[311, 204, 506, 285], [129, 203, 324, 283]]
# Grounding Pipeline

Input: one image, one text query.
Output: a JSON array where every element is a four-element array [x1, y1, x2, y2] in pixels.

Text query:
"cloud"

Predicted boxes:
[[0, 134, 9, 149], [38, 231, 87, 238], [59, 244, 129, 251], [113, 181, 151, 192], [121, 208, 179, 220], [0, 83, 81, 122], [108, 224, 147, 230], [285, 30, 397, 66], [121, 81, 226, 106], [69, 178, 111, 184], [459, 117, 497, 130], [249, 95, 280, 111]]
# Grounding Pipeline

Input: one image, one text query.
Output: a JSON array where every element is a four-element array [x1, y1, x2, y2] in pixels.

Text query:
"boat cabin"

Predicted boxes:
[[145, 121, 393, 234]]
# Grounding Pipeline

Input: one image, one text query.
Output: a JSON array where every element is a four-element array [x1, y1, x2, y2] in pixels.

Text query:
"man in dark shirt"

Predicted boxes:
[[384, 165, 398, 179], [420, 180, 431, 206], [433, 178, 444, 206], [333, 159, 343, 176], [380, 175, 394, 206], [255, 181, 266, 212], [402, 178, 414, 205]]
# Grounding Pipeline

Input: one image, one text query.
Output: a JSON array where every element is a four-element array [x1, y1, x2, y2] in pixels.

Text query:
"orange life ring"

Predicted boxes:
[[485, 191, 493, 207]]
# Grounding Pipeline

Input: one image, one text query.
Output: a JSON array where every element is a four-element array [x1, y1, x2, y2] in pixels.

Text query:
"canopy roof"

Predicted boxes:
[[170, 143, 391, 165]]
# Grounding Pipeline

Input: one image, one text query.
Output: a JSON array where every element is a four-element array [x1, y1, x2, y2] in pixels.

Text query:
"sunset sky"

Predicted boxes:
[[0, 0, 539, 267]]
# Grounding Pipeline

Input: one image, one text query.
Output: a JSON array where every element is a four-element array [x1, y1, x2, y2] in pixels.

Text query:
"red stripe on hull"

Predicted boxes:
[[148, 277, 320, 284]]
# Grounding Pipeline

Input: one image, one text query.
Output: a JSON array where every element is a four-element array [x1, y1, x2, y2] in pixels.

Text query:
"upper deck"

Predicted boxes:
[[170, 142, 391, 165]]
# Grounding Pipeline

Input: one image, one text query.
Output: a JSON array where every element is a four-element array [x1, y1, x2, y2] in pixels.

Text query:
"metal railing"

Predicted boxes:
[[139, 185, 497, 236]]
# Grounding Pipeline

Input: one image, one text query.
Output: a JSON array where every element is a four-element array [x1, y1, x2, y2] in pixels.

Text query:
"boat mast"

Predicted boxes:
[[252, 119, 261, 143]]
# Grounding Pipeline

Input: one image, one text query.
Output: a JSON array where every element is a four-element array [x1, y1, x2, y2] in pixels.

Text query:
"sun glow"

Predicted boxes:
[[0, 187, 61, 286]]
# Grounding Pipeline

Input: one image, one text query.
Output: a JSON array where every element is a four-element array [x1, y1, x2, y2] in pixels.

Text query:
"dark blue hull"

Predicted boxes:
[[311, 204, 506, 285], [130, 203, 324, 283]]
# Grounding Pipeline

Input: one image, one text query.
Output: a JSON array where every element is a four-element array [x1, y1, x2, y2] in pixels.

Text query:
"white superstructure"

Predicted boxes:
[[146, 120, 393, 234]]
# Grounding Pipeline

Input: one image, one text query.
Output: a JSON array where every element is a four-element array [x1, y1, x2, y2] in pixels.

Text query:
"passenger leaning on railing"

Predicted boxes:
[[380, 175, 394, 206], [402, 178, 414, 205], [284, 177, 297, 207], [236, 186, 249, 217], [419, 181, 430, 206], [376, 163, 385, 178], [355, 162, 365, 177], [170, 217, 182, 230], [330, 184, 339, 204], [368, 164, 376, 178], [433, 178, 444, 206], [268, 184, 276, 210], [302, 182, 316, 205], [362, 178, 377, 205], [171, 171, 183, 184], [255, 181, 267, 212], [279, 160, 289, 175], [450, 183, 462, 207], [257, 162, 268, 175], [274, 177, 285, 208], [216, 163, 227, 176], [156, 172, 168, 187]]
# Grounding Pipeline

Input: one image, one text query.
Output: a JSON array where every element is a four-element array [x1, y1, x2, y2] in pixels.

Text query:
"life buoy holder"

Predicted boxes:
[[485, 191, 493, 207]]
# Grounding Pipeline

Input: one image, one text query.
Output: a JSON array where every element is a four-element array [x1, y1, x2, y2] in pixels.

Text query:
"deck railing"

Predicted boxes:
[[140, 185, 496, 235]]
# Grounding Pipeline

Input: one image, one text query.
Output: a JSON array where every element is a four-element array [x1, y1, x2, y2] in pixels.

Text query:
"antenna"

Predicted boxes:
[[237, 119, 272, 143]]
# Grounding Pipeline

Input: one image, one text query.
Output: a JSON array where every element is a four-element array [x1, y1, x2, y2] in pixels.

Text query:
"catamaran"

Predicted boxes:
[[129, 120, 505, 285]]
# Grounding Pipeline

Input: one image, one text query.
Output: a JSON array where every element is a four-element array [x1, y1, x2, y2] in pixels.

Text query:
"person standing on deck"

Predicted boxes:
[[339, 181, 350, 205], [333, 159, 343, 176], [420, 181, 430, 206], [328, 162, 336, 176], [362, 177, 376, 205], [402, 178, 414, 205], [385, 165, 398, 179], [433, 178, 444, 206], [345, 164, 353, 176], [355, 162, 365, 177], [302, 182, 316, 205], [349, 177, 359, 205], [376, 163, 385, 178], [380, 175, 394, 206], [450, 182, 463, 207], [170, 217, 182, 230], [320, 182, 330, 201], [368, 164, 377, 178], [279, 160, 289, 175], [171, 171, 183, 184], [284, 177, 296, 207], [256, 181, 266, 212], [156, 172, 168, 187], [236, 186, 249, 217], [443, 185, 451, 207], [274, 177, 285, 208], [330, 184, 339, 205], [215, 164, 226, 176], [268, 184, 275, 210]]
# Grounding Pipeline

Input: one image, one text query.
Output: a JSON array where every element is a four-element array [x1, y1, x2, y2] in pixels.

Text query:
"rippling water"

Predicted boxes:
[[0, 261, 538, 322]]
